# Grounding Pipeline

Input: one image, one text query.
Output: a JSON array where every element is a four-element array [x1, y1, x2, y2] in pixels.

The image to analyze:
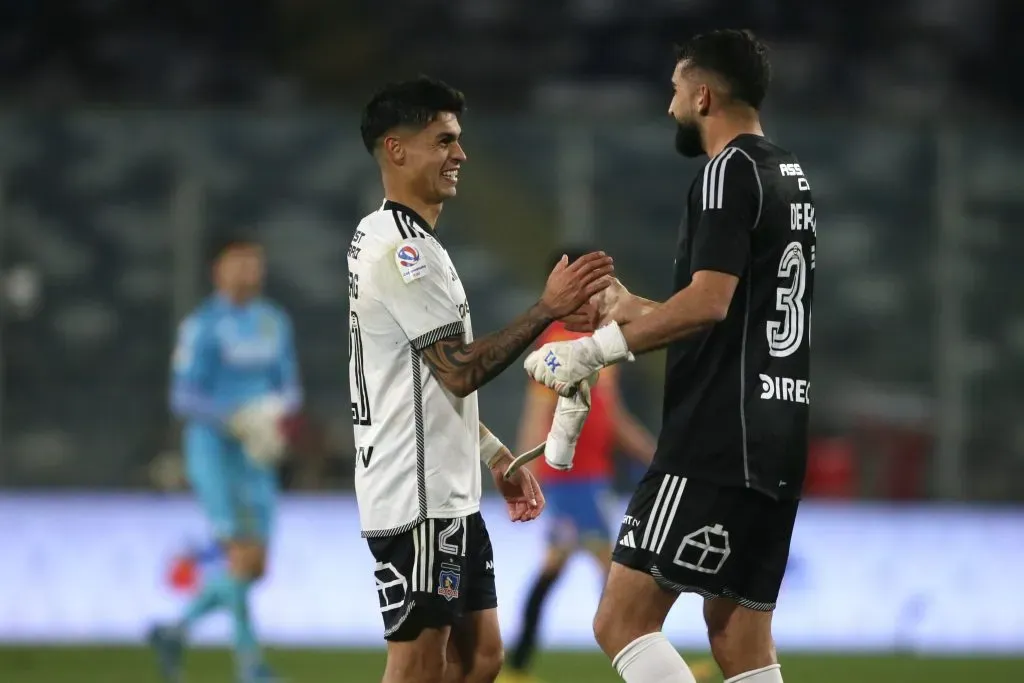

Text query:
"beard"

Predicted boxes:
[[674, 120, 705, 158]]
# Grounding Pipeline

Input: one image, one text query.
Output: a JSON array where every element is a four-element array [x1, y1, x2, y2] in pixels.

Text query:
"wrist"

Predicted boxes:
[[532, 300, 558, 324], [487, 450, 512, 471], [480, 429, 507, 468], [592, 321, 634, 363]]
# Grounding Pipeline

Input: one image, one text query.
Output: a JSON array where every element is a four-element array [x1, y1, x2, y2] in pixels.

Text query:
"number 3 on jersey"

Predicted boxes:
[[767, 241, 810, 357], [350, 311, 372, 425]]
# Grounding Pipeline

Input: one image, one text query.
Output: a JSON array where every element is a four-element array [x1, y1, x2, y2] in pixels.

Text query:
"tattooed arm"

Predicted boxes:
[[419, 250, 615, 397], [422, 304, 554, 398]]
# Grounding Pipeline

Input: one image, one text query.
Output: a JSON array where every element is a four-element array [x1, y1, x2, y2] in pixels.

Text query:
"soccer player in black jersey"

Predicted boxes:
[[524, 30, 814, 683]]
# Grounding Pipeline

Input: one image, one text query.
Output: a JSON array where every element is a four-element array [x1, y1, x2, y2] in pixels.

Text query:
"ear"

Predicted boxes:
[[696, 84, 712, 117], [383, 135, 405, 165]]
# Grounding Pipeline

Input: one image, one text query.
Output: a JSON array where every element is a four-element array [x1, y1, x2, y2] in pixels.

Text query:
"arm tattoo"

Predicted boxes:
[[422, 303, 553, 397]]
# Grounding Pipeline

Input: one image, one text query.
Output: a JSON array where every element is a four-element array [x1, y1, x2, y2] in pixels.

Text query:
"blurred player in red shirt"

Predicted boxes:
[[503, 249, 716, 682]]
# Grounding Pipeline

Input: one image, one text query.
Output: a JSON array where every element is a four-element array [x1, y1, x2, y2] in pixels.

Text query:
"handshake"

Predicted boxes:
[[506, 277, 637, 479]]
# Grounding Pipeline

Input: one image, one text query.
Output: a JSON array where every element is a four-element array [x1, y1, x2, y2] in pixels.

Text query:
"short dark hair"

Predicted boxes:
[[208, 236, 260, 264], [675, 29, 771, 110], [546, 246, 593, 272], [360, 76, 466, 154]]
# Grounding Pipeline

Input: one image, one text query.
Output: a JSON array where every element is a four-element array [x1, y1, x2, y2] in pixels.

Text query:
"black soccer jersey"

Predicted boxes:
[[654, 134, 815, 500]]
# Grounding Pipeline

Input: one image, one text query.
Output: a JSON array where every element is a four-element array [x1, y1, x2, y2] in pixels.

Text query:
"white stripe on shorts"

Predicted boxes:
[[642, 475, 687, 552]]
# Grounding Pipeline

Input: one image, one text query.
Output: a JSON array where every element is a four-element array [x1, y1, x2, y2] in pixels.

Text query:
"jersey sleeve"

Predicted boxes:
[[172, 315, 217, 387], [371, 237, 465, 350], [690, 147, 761, 277], [170, 313, 227, 423]]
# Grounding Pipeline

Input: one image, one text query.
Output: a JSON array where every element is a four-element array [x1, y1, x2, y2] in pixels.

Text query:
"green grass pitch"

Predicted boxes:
[[0, 647, 1022, 682]]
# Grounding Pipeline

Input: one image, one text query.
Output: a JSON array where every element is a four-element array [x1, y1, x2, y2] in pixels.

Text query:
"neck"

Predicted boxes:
[[382, 176, 442, 229], [703, 110, 763, 159], [218, 290, 252, 306]]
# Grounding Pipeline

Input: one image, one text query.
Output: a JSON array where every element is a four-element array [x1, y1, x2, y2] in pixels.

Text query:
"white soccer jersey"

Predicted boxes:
[[349, 199, 480, 538]]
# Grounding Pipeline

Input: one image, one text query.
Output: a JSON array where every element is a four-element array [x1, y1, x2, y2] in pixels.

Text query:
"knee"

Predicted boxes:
[[706, 616, 774, 677], [706, 623, 737, 666], [592, 599, 624, 657], [423, 659, 448, 683]]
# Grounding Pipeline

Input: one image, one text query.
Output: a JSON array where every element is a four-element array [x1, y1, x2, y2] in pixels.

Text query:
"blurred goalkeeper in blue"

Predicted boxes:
[[149, 237, 303, 683]]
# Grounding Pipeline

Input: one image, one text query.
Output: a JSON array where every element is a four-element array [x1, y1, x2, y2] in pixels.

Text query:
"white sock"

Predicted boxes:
[[724, 663, 783, 682], [612, 632, 697, 683]]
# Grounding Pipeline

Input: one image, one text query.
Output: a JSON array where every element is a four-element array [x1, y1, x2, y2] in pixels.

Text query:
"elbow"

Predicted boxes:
[[440, 372, 475, 398], [702, 291, 734, 324], [706, 302, 730, 324]]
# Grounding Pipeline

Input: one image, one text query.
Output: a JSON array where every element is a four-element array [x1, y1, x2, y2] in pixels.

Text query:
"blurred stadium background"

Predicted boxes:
[[1, 1, 1024, 681]]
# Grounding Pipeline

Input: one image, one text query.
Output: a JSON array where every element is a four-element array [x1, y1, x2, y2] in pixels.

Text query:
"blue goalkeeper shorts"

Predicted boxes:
[[183, 426, 278, 542], [544, 478, 611, 548]]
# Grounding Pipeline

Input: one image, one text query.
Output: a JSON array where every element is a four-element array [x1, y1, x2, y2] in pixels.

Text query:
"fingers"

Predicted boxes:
[[577, 262, 615, 287], [506, 468, 545, 522], [517, 468, 539, 508], [532, 481, 546, 515], [563, 317, 596, 334], [507, 500, 526, 522], [548, 254, 569, 276], [508, 498, 537, 522], [567, 253, 614, 286], [582, 275, 614, 300], [561, 302, 600, 333], [561, 307, 594, 326], [566, 251, 611, 273]]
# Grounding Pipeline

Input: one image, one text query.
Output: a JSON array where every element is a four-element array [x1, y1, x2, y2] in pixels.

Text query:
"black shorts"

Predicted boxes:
[[366, 512, 497, 641], [612, 471, 798, 611]]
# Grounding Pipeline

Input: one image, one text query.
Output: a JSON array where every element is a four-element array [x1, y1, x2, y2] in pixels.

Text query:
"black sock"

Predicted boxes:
[[509, 571, 559, 671]]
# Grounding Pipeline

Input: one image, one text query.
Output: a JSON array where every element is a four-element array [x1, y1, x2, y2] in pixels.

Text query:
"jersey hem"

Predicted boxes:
[[645, 467, 802, 502], [361, 516, 422, 539], [423, 502, 481, 519], [359, 502, 481, 538]]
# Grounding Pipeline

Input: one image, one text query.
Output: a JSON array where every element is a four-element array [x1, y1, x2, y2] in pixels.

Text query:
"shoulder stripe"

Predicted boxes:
[[391, 209, 426, 240], [702, 147, 737, 210], [701, 146, 764, 230], [392, 210, 408, 239]]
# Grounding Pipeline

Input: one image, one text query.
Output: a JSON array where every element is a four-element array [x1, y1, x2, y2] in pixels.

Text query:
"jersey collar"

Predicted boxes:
[[382, 200, 437, 237]]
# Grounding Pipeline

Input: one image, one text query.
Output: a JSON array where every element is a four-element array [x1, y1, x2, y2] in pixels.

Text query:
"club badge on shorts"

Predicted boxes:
[[437, 563, 461, 601]]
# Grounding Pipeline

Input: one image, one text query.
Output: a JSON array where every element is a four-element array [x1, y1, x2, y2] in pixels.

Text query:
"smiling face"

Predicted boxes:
[[391, 111, 466, 203], [360, 78, 468, 211]]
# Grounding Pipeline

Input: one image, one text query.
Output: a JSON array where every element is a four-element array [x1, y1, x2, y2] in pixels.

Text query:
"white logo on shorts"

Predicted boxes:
[[374, 562, 408, 613], [673, 524, 731, 575]]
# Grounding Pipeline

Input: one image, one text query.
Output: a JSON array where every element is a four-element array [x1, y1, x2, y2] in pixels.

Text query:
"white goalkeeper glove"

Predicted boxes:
[[544, 379, 594, 471], [523, 321, 633, 397], [227, 394, 288, 467]]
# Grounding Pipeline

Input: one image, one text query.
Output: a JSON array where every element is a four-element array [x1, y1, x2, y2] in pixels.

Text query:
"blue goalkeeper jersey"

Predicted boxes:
[[170, 294, 302, 442]]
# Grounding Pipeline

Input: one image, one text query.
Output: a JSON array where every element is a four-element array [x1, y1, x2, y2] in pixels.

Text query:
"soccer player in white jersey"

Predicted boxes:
[[349, 77, 615, 683]]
